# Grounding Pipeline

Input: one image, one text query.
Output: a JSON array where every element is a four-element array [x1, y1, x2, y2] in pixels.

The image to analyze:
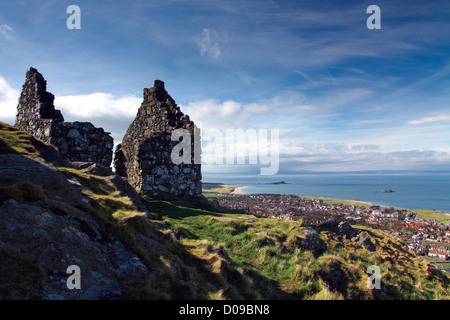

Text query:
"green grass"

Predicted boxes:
[[0, 180, 46, 206], [412, 209, 450, 224], [437, 263, 450, 268], [143, 199, 450, 300], [0, 121, 57, 161], [202, 183, 237, 195], [301, 195, 372, 207], [0, 248, 46, 299], [58, 167, 116, 195], [0, 122, 37, 156]]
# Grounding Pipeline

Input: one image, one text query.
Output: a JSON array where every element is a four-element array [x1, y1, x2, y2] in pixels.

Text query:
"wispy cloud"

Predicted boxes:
[[181, 97, 275, 130], [407, 114, 450, 125], [195, 28, 221, 59], [278, 142, 450, 172], [0, 24, 17, 40]]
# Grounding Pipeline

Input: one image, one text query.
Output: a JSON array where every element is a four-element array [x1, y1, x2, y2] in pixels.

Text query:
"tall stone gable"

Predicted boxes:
[[15, 67, 114, 166], [115, 80, 202, 198]]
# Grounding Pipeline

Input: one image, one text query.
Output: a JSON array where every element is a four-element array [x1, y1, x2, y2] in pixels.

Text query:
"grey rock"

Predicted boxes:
[[0, 199, 122, 300], [338, 221, 376, 252], [293, 228, 327, 257], [338, 221, 359, 239], [352, 232, 376, 252], [67, 128, 81, 139]]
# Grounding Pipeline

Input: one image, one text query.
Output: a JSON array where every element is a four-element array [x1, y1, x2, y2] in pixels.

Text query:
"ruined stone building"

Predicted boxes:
[[15, 68, 114, 166], [15, 68, 201, 199], [114, 80, 202, 198]]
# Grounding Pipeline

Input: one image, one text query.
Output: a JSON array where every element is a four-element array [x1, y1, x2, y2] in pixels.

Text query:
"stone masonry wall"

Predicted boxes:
[[15, 68, 113, 166], [115, 80, 202, 198]]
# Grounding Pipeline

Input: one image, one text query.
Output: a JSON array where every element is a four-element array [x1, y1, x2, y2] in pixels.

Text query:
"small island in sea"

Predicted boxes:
[[266, 181, 290, 185]]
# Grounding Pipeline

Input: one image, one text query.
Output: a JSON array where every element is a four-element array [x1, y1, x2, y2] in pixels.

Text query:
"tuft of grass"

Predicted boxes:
[[308, 279, 344, 300], [0, 121, 60, 162], [0, 180, 46, 205], [0, 122, 38, 156], [113, 210, 146, 222], [0, 248, 46, 300], [58, 167, 116, 195]]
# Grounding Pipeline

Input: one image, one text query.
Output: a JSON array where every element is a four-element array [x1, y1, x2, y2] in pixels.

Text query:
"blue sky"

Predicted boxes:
[[0, 0, 449, 174]]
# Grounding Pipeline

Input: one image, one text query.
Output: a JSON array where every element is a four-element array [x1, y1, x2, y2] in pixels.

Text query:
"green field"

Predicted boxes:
[[411, 209, 450, 224], [301, 196, 372, 207], [202, 183, 237, 196]]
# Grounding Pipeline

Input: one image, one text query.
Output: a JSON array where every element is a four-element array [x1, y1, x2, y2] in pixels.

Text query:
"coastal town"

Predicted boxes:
[[208, 189, 450, 272]]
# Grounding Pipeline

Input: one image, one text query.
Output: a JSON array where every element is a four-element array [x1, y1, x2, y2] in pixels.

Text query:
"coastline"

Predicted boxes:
[[229, 184, 374, 205], [222, 184, 450, 223], [231, 186, 249, 194]]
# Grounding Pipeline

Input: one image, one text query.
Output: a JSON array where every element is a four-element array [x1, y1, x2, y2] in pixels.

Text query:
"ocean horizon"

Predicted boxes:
[[203, 172, 450, 213]]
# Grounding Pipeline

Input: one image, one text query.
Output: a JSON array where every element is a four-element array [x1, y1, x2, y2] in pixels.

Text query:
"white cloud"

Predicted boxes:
[[277, 141, 450, 171], [54, 93, 142, 145], [195, 28, 221, 59], [0, 24, 17, 40], [180, 97, 276, 131], [55, 93, 141, 119], [181, 98, 240, 124], [407, 114, 450, 125], [0, 76, 20, 124]]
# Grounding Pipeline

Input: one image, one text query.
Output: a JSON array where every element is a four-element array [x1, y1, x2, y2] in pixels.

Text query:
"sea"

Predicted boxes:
[[203, 172, 450, 212]]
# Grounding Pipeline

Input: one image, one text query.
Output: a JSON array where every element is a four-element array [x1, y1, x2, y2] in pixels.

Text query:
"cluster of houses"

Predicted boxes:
[[427, 244, 450, 260], [213, 193, 450, 261]]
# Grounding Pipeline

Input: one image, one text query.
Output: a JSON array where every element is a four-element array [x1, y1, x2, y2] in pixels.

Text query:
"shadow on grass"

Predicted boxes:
[[142, 198, 223, 219], [0, 138, 17, 154]]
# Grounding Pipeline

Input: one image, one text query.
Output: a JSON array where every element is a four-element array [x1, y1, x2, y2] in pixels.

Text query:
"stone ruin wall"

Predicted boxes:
[[115, 80, 202, 198], [15, 68, 114, 166], [15, 68, 202, 199]]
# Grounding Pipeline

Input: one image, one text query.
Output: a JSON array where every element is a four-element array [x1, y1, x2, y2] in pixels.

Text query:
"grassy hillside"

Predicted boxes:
[[143, 199, 449, 299], [0, 121, 449, 300]]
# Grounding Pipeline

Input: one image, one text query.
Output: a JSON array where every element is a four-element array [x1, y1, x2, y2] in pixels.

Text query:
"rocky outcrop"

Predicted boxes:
[[296, 228, 327, 257], [338, 221, 376, 252], [115, 80, 202, 198], [0, 154, 149, 299], [15, 68, 114, 166], [0, 154, 88, 205], [0, 199, 148, 300], [286, 227, 327, 257]]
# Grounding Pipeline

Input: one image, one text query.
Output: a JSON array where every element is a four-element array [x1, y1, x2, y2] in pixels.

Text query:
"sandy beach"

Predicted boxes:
[[231, 186, 248, 194]]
